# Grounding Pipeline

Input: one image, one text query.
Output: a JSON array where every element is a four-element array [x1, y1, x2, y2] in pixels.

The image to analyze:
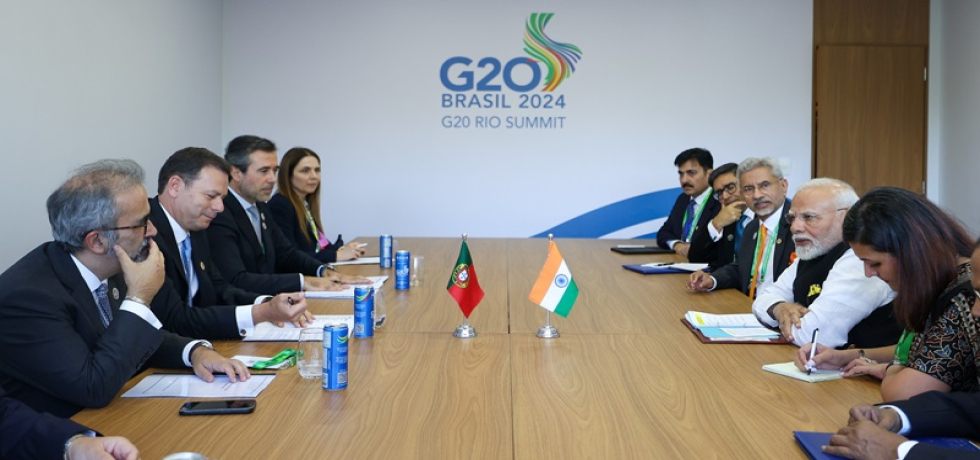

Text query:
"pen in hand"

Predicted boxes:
[[806, 328, 820, 375]]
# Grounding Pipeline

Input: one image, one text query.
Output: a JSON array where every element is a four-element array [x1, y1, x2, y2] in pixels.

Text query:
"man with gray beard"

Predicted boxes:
[[752, 178, 901, 349]]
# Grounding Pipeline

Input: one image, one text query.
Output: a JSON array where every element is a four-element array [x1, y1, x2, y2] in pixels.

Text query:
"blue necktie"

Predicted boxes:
[[734, 214, 749, 253], [681, 198, 697, 242], [94, 283, 113, 328], [180, 237, 198, 307], [246, 205, 265, 253]]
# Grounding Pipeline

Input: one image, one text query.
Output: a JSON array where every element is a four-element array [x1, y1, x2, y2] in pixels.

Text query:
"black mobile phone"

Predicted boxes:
[[178, 399, 256, 416]]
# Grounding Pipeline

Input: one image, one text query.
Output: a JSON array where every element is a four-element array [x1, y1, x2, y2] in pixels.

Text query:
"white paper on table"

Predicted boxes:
[[720, 327, 780, 338], [303, 276, 387, 298], [331, 257, 380, 266], [685, 311, 766, 328], [122, 374, 275, 398], [243, 315, 354, 342]]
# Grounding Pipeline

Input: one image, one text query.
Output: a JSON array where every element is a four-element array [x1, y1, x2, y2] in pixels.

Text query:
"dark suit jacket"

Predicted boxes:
[[688, 219, 738, 269], [207, 194, 323, 294], [267, 194, 340, 264], [149, 197, 261, 306], [0, 385, 90, 460], [0, 243, 190, 418], [656, 191, 721, 251], [711, 202, 795, 295], [891, 391, 980, 460]]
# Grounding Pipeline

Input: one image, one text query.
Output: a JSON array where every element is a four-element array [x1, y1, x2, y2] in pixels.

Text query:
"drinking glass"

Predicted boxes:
[[411, 256, 425, 286], [297, 328, 322, 379]]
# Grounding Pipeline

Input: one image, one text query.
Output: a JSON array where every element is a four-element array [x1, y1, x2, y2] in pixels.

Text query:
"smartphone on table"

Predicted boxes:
[[178, 399, 256, 415]]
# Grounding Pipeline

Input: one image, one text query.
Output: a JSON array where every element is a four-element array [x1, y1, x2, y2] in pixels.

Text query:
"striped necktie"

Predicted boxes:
[[94, 283, 113, 328], [180, 237, 198, 306]]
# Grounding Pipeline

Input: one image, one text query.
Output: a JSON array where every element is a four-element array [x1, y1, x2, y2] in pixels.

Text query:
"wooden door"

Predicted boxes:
[[814, 45, 927, 195]]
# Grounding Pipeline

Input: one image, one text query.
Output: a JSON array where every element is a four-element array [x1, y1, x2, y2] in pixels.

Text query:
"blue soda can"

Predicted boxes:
[[322, 324, 348, 391], [353, 286, 374, 338], [380, 234, 393, 268], [395, 250, 410, 290]]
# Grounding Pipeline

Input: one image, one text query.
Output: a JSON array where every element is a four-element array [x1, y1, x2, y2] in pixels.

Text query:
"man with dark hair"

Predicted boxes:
[[687, 157, 795, 298], [208, 135, 366, 294], [150, 147, 312, 339], [1, 384, 139, 460], [655, 148, 720, 259], [0, 159, 249, 418], [688, 162, 750, 267]]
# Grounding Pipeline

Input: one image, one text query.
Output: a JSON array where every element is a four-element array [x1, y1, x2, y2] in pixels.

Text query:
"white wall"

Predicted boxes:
[[0, 1, 224, 270], [936, 0, 980, 235], [222, 0, 813, 240]]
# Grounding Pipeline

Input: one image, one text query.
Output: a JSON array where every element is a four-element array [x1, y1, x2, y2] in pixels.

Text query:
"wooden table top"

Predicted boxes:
[[73, 237, 881, 460]]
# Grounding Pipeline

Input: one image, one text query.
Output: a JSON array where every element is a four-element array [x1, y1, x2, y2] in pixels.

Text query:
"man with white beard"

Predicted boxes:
[[752, 178, 902, 349]]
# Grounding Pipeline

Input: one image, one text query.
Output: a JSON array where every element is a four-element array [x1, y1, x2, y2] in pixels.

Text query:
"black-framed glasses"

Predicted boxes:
[[97, 220, 149, 236], [785, 208, 849, 227], [713, 182, 738, 200]]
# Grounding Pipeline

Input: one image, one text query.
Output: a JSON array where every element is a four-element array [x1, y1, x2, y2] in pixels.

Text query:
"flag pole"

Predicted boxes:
[[536, 234, 560, 339], [454, 233, 478, 338]]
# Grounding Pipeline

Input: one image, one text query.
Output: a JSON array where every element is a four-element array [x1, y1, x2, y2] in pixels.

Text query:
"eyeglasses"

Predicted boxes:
[[98, 219, 149, 236], [742, 181, 774, 195], [713, 182, 738, 200], [785, 208, 849, 227]]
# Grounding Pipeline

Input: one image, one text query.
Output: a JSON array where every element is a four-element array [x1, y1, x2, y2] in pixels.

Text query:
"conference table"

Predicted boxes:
[[73, 238, 881, 459]]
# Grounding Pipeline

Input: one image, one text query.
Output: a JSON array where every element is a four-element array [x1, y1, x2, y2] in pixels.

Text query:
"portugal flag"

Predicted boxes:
[[529, 241, 578, 317], [446, 240, 485, 318]]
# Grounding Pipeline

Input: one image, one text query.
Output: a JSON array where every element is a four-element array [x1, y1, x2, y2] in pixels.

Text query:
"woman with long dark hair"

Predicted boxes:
[[819, 187, 978, 400], [268, 147, 363, 263]]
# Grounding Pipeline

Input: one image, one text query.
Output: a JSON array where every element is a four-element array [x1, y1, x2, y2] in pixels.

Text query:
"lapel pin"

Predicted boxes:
[[727, 234, 734, 241], [199, 261, 205, 271], [112, 288, 120, 300], [777, 238, 783, 244]]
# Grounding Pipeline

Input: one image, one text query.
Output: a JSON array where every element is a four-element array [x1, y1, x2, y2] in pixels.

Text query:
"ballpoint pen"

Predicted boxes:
[[654, 262, 675, 266], [806, 328, 820, 375]]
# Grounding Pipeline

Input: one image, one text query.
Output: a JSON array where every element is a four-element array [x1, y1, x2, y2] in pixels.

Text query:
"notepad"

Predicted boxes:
[[794, 431, 980, 460], [243, 315, 354, 342], [762, 362, 843, 383], [304, 276, 387, 298]]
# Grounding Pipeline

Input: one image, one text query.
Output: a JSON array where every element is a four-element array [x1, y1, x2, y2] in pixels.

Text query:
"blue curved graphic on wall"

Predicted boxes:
[[532, 187, 681, 239]]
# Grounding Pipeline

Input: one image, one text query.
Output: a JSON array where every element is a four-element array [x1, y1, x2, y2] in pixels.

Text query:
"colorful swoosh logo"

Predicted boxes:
[[523, 13, 583, 92]]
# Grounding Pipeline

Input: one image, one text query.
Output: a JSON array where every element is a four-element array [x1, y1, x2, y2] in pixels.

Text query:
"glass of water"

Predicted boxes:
[[297, 328, 322, 379], [411, 256, 425, 286]]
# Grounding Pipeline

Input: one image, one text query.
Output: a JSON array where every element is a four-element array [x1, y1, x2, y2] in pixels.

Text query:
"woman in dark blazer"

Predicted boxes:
[[268, 147, 363, 263]]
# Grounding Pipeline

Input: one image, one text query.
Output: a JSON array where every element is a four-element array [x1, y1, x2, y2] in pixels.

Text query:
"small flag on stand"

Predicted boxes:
[[447, 239, 484, 318], [529, 240, 578, 317]]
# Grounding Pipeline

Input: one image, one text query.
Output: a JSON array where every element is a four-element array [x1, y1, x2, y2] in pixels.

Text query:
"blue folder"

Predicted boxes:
[[622, 264, 689, 274], [794, 431, 979, 460]]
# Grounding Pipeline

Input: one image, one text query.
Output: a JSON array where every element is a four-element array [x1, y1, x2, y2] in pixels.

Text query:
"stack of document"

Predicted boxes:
[[682, 311, 787, 344], [244, 315, 354, 342]]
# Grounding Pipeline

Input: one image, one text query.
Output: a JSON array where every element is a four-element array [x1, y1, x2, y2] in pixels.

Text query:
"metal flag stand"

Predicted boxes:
[[453, 233, 478, 338], [536, 234, 560, 339]]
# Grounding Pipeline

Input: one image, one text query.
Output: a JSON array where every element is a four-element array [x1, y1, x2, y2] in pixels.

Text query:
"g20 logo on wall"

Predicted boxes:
[[440, 13, 583, 130]]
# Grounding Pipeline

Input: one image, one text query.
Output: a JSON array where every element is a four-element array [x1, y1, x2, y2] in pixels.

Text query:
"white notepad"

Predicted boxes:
[[243, 315, 355, 342], [762, 361, 844, 383], [304, 276, 387, 298], [122, 374, 275, 398]]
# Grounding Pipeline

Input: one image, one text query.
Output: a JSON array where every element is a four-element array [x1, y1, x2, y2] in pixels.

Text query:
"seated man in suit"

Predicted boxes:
[[151, 147, 313, 337], [687, 157, 795, 298], [1, 385, 139, 460], [0, 159, 249, 417], [208, 135, 367, 295], [752, 178, 900, 349], [687, 162, 751, 268], [826, 391, 980, 460], [656, 147, 720, 259]]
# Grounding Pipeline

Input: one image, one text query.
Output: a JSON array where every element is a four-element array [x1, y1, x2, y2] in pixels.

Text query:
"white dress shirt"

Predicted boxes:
[[752, 247, 897, 347]]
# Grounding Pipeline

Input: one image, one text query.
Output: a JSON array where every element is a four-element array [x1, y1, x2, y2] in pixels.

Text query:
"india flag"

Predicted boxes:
[[529, 241, 579, 317]]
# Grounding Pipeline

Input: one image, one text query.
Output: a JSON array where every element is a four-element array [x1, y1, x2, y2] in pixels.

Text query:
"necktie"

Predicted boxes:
[[681, 198, 697, 242], [734, 214, 749, 253], [246, 205, 265, 253], [180, 237, 197, 307], [94, 283, 113, 328], [748, 224, 768, 300]]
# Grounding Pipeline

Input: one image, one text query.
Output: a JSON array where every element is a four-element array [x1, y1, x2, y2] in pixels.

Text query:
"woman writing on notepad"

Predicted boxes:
[[796, 187, 979, 401], [268, 147, 364, 263]]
